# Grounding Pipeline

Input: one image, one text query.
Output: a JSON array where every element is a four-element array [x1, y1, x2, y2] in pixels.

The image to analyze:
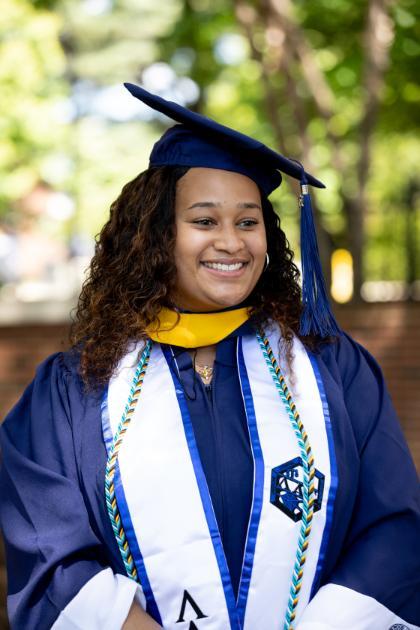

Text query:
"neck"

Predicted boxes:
[[172, 300, 251, 315]]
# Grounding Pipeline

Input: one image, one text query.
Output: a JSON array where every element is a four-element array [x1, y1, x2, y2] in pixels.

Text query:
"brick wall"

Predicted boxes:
[[0, 323, 69, 423], [0, 324, 69, 629], [336, 302, 420, 466], [0, 304, 419, 627]]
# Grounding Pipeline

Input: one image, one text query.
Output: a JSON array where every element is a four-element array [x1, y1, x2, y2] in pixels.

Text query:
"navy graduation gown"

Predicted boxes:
[[0, 331, 419, 629]]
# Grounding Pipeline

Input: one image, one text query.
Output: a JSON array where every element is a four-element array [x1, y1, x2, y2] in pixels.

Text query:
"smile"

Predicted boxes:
[[202, 262, 247, 272]]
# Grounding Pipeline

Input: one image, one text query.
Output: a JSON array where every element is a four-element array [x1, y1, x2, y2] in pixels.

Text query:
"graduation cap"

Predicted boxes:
[[124, 81, 341, 338]]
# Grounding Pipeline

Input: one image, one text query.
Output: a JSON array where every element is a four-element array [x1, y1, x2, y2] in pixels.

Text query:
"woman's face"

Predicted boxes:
[[173, 167, 267, 312]]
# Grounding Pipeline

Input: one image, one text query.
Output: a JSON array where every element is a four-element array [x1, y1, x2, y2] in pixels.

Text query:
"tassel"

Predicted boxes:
[[299, 171, 342, 338]]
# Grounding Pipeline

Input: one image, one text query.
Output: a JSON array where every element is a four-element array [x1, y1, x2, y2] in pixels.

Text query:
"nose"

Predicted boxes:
[[213, 225, 245, 254]]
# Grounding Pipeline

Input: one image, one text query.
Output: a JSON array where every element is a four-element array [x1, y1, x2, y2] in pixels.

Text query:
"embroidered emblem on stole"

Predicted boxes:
[[176, 590, 208, 628], [270, 456, 325, 522]]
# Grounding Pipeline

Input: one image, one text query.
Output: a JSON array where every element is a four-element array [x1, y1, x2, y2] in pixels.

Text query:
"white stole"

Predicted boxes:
[[102, 328, 337, 629]]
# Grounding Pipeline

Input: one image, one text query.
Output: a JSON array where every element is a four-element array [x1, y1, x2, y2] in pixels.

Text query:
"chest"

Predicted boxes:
[[74, 332, 360, 629]]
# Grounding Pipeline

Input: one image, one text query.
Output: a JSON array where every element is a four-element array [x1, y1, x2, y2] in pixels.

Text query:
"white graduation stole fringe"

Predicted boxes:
[[103, 328, 337, 629]]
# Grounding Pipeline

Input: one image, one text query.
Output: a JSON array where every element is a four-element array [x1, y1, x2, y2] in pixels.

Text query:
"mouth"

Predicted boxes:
[[200, 260, 249, 278], [201, 261, 248, 273]]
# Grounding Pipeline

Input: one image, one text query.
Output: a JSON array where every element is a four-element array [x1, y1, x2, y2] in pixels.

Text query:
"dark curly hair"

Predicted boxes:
[[70, 165, 330, 387]]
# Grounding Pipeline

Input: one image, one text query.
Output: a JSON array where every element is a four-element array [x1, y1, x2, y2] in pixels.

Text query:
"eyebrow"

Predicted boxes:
[[186, 201, 262, 210]]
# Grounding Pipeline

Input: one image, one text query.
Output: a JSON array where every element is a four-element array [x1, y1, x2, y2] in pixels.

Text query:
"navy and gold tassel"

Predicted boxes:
[[299, 171, 342, 338]]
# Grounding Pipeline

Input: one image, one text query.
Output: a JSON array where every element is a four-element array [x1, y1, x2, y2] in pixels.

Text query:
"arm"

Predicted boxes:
[[297, 334, 420, 629], [123, 602, 161, 629], [0, 354, 142, 629]]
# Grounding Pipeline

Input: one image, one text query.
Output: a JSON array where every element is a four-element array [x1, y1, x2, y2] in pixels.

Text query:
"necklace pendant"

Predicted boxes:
[[195, 363, 214, 381], [201, 365, 212, 379]]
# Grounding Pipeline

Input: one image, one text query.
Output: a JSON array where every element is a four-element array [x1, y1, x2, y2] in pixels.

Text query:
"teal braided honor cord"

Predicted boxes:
[[104, 340, 152, 582], [257, 332, 316, 630]]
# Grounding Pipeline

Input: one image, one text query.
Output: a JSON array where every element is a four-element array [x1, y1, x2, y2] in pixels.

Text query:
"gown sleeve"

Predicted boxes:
[[0, 353, 140, 630], [297, 333, 420, 630]]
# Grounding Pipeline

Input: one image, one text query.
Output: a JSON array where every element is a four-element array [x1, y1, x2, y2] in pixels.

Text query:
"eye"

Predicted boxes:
[[239, 219, 259, 228], [192, 218, 216, 227]]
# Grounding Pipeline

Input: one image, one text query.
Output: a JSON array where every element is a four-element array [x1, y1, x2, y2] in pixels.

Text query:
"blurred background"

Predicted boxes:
[[0, 0, 419, 625]]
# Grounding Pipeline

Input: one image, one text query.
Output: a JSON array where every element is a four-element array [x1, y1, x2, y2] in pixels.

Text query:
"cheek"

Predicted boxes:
[[174, 227, 204, 271], [249, 231, 267, 261], [174, 226, 191, 261]]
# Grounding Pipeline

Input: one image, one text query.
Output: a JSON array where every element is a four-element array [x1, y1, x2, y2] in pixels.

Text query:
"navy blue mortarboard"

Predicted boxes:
[[124, 81, 341, 338], [124, 82, 325, 196]]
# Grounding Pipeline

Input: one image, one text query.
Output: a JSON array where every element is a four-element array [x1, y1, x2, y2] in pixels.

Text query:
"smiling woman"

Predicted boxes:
[[0, 84, 419, 630], [173, 168, 267, 312]]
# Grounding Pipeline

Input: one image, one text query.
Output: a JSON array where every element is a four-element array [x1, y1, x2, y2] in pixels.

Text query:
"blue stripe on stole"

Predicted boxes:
[[307, 352, 339, 600], [236, 337, 265, 627], [101, 387, 162, 625], [161, 346, 241, 630], [100, 388, 114, 457]]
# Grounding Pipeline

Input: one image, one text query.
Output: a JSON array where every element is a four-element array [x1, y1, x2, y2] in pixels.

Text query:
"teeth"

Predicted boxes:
[[203, 262, 245, 271]]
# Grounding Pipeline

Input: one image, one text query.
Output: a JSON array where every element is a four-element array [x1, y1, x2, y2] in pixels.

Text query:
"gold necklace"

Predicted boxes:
[[194, 363, 214, 381]]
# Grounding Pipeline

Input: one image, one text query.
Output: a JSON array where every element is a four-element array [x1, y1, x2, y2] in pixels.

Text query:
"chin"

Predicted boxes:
[[207, 293, 250, 310]]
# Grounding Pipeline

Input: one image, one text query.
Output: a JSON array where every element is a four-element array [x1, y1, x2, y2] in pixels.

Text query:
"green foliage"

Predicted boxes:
[[0, 0, 68, 217], [1, 0, 419, 287], [153, 0, 420, 284], [59, 0, 182, 84]]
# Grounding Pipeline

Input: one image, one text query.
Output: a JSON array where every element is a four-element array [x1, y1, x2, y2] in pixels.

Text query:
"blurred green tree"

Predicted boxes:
[[155, 0, 420, 298], [1, 0, 419, 298], [0, 0, 68, 220]]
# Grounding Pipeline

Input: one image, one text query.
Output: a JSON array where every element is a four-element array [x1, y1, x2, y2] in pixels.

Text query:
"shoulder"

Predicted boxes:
[[265, 321, 384, 390], [313, 331, 385, 390], [29, 348, 85, 400], [1, 348, 94, 439], [10, 347, 84, 386], [311, 331, 403, 453]]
